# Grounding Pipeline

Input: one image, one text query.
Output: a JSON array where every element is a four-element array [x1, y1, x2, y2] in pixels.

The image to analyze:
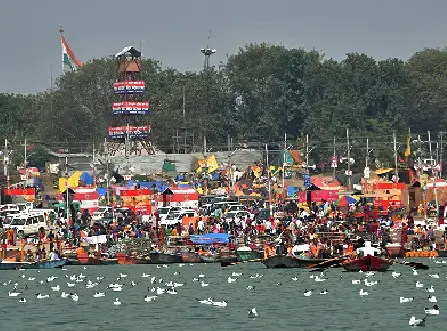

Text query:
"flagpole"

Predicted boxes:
[[59, 26, 64, 74]]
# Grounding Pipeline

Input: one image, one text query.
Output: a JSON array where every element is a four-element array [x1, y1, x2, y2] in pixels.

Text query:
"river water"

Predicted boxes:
[[0, 259, 445, 331]]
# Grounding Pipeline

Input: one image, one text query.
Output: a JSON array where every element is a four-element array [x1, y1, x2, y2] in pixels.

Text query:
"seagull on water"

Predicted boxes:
[[425, 305, 439, 315], [409, 316, 425, 327], [247, 308, 259, 318], [144, 295, 157, 302], [425, 286, 434, 293], [400, 297, 414, 303]]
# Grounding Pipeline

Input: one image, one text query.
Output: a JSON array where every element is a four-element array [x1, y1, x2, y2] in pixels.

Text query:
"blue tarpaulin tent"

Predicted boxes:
[[287, 186, 301, 198], [80, 172, 93, 185], [97, 188, 107, 197], [189, 233, 229, 245]]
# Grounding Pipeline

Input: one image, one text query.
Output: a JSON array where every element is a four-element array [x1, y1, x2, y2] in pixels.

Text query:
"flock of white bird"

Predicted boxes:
[[1, 259, 446, 327], [3, 263, 231, 308]]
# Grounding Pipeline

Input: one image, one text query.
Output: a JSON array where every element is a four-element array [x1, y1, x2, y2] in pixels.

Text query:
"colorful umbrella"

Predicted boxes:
[[335, 196, 358, 206]]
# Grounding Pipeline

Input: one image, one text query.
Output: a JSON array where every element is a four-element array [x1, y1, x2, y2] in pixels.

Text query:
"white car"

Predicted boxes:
[[161, 210, 197, 225], [92, 207, 113, 221], [6, 212, 47, 237], [225, 211, 252, 221]]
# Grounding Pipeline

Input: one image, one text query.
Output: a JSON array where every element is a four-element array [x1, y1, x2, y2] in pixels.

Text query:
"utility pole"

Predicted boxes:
[[92, 139, 96, 188], [393, 131, 398, 182], [332, 136, 336, 179], [428, 131, 439, 218], [365, 137, 369, 168], [182, 85, 186, 123], [3, 139, 9, 189], [104, 138, 110, 206], [65, 156, 69, 223], [24, 138, 27, 182], [439, 131, 443, 179], [282, 133, 287, 199], [125, 123, 130, 159], [306, 134, 309, 175], [347, 128, 351, 190], [266, 143, 272, 217]]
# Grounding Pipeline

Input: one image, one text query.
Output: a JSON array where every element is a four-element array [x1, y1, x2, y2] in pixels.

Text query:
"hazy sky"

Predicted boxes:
[[1, 0, 446, 93]]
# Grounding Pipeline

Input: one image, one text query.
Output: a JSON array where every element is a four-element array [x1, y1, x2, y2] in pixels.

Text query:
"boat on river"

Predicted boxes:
[[199, 254, 220, 263], [64, 252, 118, 265], [342, 254, 392, 272], [0, 259, 67, 270], [236, 246, 264, 262], [149, 252, 184, 264], [262, 255, 328, 269]]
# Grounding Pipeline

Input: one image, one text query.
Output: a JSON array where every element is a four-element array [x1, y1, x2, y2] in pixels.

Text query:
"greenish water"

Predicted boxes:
[[0, 259, 445, 331]]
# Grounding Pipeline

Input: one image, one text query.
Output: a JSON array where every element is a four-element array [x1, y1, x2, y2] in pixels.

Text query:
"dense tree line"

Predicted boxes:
[[1, 43, 447, 167]]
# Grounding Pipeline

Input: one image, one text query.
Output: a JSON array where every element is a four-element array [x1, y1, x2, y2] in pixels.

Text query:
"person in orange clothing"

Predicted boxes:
[[309, 239, 319, 257], [7, 228, 13, 246], [76, 244, 85, 255]]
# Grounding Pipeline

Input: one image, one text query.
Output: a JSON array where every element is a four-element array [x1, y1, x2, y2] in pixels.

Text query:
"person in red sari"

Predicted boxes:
[[400, 223, 408, 248]]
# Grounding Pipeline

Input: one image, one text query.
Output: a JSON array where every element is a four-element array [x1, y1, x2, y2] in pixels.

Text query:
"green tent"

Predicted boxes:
[[163, 160, 176, 172]]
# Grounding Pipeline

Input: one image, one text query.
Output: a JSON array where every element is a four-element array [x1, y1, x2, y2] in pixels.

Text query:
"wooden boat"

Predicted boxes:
[[199, 254, 220, 263], [385, 244, 405, 258], [342, 254, 392, 272], [65, 258, 118, 265], [134, 255, 154, 264], [65, 252, 118, 265], [149, 252, 183, 264], [180, 252, 202, 263], [262, 255, 328, 269], [236, 248, 264, 262], [220, 255, 239, 267], [115, 252, 138, 264], [0, 259, 67, 270]]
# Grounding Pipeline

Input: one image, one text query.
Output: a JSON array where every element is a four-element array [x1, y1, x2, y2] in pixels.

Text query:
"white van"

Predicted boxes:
[[17, 202, 33, 212], [7, 212, 47, 237]]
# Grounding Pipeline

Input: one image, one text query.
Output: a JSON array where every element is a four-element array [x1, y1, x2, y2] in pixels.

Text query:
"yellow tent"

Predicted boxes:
[[58, 171, 82, 192], [206, 155, 218, 173], [375, 168, 393, 175]]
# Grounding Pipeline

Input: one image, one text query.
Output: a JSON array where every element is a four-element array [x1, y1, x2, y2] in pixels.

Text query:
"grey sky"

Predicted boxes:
[[1, 0, 446, 93]]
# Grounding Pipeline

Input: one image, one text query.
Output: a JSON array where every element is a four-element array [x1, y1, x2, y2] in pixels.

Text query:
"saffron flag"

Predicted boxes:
[[404, 128, 411, 158], [61, 36, 83, 71]]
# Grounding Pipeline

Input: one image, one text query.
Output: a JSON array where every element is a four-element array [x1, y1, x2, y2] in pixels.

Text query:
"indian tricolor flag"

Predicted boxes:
[[61, 35, 83, 72]]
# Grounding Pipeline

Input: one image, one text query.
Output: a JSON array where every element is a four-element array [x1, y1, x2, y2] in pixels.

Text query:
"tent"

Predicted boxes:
[[335, 196, 358, 206], [80, 172, 94, 185]]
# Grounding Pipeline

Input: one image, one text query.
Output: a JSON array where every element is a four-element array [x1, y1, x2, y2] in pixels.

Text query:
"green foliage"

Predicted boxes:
[[0, 45, 445, 166]]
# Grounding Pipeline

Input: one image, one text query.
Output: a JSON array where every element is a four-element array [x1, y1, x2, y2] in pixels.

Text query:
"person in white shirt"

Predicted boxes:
[[197, 219, 205, 235]]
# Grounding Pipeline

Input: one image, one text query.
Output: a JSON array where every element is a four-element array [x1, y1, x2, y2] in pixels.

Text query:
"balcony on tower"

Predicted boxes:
[[115, 46, 141, 77]]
